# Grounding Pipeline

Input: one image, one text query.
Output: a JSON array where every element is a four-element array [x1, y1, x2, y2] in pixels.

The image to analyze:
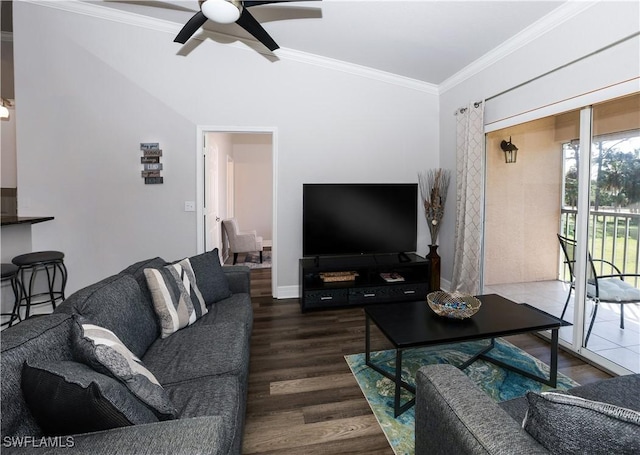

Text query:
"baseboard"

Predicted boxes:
[[440, 278, 452, 292], [276, 285, 300, 300]]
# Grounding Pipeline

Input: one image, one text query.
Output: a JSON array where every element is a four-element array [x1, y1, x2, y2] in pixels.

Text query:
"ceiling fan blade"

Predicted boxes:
[[244, 0, 321, 6], [236, 9, 279, 51], [244, 1, 281, 6], [174, 11, 208, 44]]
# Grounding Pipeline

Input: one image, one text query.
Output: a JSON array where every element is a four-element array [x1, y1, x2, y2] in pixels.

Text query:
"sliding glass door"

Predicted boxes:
[[484, 93, 639, 374], [581, 96, 639, 372]]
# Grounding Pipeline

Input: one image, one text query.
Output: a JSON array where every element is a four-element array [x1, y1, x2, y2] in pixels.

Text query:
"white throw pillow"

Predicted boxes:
[[144, 258, 207, 338]]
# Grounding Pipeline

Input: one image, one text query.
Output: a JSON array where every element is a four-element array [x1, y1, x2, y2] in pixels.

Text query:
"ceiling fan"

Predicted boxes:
[[174, 0, 320, 51]]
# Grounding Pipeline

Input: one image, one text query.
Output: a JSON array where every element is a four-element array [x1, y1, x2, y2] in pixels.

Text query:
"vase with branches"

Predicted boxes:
[[418, 169, 451, 291], [418, 168, 451, 246]]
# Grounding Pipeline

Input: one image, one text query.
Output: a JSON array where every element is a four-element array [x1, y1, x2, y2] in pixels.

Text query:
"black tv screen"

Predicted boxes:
[[303, 183, 418, 257]]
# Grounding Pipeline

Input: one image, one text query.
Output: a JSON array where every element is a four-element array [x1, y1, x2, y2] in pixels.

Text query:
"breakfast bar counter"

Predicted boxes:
[[1, 216, 55, 226], [1, 216, 55, 262]]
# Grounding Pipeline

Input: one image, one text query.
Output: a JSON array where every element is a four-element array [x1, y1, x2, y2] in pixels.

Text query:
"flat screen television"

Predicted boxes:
[[303, 183, 418, 257]]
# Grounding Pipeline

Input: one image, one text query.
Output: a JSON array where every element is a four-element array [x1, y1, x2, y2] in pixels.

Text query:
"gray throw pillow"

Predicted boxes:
[[21, 360, 159, 436], [54, 274, 157, 359], [71, 316, 177, 420], [188, 248, 232, 304], [144, 258, 208, 338], [523, 391, 640, 455]]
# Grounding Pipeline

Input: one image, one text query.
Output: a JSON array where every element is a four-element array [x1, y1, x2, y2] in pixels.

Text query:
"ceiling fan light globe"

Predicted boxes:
[[201, 0, 241, 24]]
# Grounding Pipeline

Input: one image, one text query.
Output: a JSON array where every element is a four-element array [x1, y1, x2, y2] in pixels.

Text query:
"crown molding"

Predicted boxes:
[[27, 0, 180, 34], [276, 48, 438, 94], [438, 1, 599, 95], [26, 0, 438, 94]]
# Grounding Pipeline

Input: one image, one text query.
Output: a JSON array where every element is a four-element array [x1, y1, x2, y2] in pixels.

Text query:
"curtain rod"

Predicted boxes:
[[453, 31, 639, 116], [485, 31, 640, 103]]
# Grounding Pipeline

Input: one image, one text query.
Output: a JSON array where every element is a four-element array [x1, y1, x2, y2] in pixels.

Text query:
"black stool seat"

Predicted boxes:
[[1, 263, 19, 279], [1, 263, 21, 327], [11, 251, 67, 321], [12, 251, 65, 266]]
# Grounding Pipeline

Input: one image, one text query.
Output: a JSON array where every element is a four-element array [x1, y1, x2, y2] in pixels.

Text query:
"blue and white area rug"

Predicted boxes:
[[345, 338, 579, 455]]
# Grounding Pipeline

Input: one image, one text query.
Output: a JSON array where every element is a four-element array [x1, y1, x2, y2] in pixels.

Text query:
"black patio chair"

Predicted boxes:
[[557, 234, 640, 346]]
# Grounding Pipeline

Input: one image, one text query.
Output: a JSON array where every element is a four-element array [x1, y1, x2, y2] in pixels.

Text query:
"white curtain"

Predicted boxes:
[[451, 101, 485, 295]]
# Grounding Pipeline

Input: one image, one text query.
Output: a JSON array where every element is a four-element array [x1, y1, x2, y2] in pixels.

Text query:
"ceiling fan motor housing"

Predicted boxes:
[[201, 0, 243, 24], [177, 0, 317, 50]]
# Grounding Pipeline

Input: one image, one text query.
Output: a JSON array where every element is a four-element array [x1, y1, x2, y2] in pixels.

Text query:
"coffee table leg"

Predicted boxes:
[[459, 338, 495, 370], [550, 328, 558, 387], [394, 349, 402, 417], [365, 314, 371, 363], [364, 314, 415, 417], [465, 336, 559, 388]]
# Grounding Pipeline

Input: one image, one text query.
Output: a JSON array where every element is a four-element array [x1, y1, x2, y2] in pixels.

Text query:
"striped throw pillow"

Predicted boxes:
[[144, 258, 207, 338], [71, 317, 177, 420]]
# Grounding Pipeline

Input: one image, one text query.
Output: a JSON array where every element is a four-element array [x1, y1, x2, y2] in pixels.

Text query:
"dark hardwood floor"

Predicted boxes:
[[242, 268, 612, 454]]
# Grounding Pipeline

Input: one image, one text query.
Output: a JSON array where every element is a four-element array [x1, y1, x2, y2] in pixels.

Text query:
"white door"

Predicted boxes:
[[204, 138, 221, 252]]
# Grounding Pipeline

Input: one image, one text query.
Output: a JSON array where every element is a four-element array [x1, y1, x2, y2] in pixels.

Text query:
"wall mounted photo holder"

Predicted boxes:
[[140, 143, 163, 184]]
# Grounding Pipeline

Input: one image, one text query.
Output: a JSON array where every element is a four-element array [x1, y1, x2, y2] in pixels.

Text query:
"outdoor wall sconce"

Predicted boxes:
[[500, 136, 518, 163]]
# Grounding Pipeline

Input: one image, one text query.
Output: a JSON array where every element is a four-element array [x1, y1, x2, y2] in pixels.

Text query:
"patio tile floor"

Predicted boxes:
[[485, 280, 640, 373]]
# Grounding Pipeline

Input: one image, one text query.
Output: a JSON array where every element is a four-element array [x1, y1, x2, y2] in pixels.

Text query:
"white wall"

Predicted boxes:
[[232, 133, 273, 243], [13, 2, 438, 295], [438, 1, 640, 287], [1, 106, 17, 188]]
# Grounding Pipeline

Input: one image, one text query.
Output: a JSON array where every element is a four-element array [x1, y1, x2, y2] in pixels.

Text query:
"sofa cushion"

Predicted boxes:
[[166, 375, 242, 420], [498, 396, 529, 422], [1, 314, 75, 437], [144, 258, 208, 338], [223, 265, 251, 295], [199, 293, 253, 332], [54, 274, 158, 358], [523, 391, 640, 455], [142, 321, 249, 386], [120, 257, 167, 304], [566, 373, 640, 411], [164, 375, 243, 455], [71, 317, 177, 420], [188, 249, 232, 304], [21, 360, 159, 436]]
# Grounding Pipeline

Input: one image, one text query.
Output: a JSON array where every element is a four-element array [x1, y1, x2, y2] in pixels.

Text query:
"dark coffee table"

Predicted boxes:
[[364, 294, 563, 417]]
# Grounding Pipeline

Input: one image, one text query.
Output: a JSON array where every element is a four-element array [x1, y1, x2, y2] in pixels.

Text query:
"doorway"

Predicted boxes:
[[196, 126, 277, 298]]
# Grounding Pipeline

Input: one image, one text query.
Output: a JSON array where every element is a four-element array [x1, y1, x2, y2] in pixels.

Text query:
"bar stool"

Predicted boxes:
[[12, 251, 68, 320], [1, 263, 22, 327]]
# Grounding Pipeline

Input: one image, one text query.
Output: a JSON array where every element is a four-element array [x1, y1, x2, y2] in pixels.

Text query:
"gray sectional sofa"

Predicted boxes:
[[1, 250, 252, 455], [415, 364, 640, 455]]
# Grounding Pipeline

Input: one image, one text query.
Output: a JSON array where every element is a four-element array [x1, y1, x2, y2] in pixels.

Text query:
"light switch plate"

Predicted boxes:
[[184, 201, 195, 212]]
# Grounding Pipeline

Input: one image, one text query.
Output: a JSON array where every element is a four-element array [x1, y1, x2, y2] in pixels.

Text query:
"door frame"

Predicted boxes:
[[195, 125, 278, 298], [203, 139, 221, 253]]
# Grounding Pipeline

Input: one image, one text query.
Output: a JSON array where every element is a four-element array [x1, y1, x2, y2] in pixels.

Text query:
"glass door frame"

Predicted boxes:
[[483, 84, 638, 376], [572, 107, 592, 352]]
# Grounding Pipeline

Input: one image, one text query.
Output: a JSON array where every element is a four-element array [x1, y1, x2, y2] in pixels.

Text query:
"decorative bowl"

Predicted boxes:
[[427, 291, 481, 319]]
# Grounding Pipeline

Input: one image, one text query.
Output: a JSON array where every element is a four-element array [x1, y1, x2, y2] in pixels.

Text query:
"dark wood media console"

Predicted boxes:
[[299, 253, 431, 312]]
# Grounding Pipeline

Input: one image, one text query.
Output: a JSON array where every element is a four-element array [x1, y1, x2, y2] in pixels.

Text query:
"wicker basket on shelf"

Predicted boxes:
[[319, 271, 359, 283]]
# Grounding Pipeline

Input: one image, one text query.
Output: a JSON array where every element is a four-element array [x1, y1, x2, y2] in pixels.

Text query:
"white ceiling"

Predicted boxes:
[[90, 0, 566, 86]]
